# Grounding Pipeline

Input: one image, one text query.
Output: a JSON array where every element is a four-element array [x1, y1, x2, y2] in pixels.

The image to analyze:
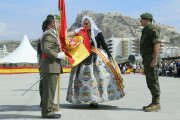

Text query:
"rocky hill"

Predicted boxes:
[[69, 11, 180, 46]]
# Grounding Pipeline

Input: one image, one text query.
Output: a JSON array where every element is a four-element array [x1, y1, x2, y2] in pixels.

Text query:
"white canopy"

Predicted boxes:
[[0, 35, 38, 63]]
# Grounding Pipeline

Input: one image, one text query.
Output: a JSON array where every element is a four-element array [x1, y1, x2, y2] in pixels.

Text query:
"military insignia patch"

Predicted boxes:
[[152, 27, 160, 37], [152, 28, 157, 32]]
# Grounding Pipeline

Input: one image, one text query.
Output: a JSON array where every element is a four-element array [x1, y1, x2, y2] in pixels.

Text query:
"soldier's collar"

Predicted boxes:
[[49, 28, 57, 34], [144, 22, 152, 27], [142, 23, 152, 31]]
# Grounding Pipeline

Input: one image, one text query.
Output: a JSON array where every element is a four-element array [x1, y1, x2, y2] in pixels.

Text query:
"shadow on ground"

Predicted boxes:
[[0, 114, 40, 119], [60, 104, 142, 111], [0, 104, 142, 112], [13, 88, 67, 92], [0, 105, 40, 112], [0, 104, 142, 119], [0, 105, 41, 119]]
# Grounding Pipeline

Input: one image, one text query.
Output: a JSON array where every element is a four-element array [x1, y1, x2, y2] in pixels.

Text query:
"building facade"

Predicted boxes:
[[106, 37, 135, 62]]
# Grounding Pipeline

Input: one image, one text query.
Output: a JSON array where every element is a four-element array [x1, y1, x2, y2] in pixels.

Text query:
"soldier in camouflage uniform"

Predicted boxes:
[[140, 13, 161, 112]]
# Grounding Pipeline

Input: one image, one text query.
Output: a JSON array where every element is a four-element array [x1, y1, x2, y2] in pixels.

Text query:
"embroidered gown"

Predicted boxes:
[[66, 32, 124, 104]]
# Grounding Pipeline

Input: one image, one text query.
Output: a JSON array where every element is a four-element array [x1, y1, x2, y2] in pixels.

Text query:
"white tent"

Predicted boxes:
[[0, 35, 38, 63]]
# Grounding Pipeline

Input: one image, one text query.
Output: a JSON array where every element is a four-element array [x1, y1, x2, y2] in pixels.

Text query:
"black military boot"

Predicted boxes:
[[40, 100, 42, 108], [89, 103, 98, 108], [144, 97, 161, 112]]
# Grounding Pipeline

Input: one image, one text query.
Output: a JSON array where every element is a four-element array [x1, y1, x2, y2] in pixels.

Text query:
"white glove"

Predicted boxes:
[[57, 52, 65, 60], [74, 27, 83, 33]]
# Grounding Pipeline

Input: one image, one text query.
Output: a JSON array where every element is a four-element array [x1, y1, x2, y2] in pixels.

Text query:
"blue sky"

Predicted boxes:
[[0, 0, 180, 41]]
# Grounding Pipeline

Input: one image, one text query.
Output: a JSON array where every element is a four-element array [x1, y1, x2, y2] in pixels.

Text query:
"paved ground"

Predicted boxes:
[[0, 73, 180, 120]]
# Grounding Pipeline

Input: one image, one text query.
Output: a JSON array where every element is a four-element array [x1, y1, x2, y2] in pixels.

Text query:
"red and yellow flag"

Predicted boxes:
[[58, 0, 66, 51], [58, 0, 91, 66]]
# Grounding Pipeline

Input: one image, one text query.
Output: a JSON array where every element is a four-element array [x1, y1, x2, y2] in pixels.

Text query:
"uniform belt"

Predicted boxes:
[[42, 53, 48, 59]]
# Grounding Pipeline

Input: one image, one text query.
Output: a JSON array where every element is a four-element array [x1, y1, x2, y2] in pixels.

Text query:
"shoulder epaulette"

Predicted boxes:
[[152, 28, 157, 32]]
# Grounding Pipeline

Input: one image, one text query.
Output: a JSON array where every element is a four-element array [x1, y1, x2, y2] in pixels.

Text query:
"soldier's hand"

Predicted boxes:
[[57, 52, 66, 60], [150, 59, 157, 68]]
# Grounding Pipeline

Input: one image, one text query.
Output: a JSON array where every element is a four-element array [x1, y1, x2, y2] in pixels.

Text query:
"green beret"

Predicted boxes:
[[54, 14, 60, 20], [46, 14, 60, 20], [140, 13, 153, 20]]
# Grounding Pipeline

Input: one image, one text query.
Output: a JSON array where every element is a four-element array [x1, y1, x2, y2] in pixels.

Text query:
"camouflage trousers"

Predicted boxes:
[[143, 56, 161, 100]]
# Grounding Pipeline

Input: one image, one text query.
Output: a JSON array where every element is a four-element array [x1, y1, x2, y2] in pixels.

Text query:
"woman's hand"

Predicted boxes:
[[74, 27, 83, 33]]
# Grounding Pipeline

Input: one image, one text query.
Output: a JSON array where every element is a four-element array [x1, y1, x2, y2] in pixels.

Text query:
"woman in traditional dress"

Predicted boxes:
[[66, 15, 124, 107]]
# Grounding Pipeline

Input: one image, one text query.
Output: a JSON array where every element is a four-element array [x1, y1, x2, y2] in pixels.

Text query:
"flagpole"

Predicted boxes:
[[53, 15, 61, 111], [54, 14, 61, 111], [57, 0, 63, 112], [57, 76, 60, 110]]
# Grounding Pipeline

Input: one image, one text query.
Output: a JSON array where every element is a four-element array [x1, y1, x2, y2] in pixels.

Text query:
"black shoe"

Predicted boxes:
[[42, 113, 61, 119], [89, 103, 98, 108]]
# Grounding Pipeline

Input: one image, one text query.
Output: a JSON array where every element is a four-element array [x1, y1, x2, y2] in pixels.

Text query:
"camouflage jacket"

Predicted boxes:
[[140, 23, 160, 57]]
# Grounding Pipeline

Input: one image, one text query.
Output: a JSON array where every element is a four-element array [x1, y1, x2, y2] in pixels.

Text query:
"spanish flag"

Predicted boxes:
[[58, 0, 91, 66], [58, 0, 66, 51]]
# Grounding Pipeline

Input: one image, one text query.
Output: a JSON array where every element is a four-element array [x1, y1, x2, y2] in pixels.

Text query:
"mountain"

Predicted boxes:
[[1, 11, 180, 55], [69, 11, 180, 47]]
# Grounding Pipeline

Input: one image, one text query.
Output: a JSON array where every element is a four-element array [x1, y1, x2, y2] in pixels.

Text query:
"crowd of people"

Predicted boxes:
[[158, 60, 180, 77], [119, 63, 142, 74], [119, 60, 180, 78]]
